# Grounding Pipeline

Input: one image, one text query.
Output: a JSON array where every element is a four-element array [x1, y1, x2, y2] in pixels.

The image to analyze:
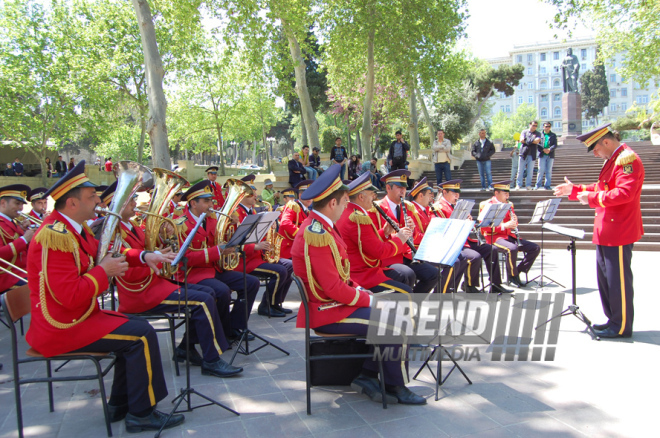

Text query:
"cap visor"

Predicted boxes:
[[79, 181, 98, 188]]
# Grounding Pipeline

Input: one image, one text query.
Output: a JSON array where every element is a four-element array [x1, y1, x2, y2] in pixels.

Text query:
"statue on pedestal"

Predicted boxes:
[[561, 48, 580, 93]]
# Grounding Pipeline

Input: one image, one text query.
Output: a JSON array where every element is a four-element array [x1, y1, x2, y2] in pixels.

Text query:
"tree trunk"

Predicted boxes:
[[360, 29, 375, 160], [283, 23, 320, 150], [355, 114, 362, 157], [215, 127, 226, 175], [417, 92, 436, 144], [138, 114, 146, 164], [408, 78, 420, 160], [131, 0, 171, 170], [299, 107, 308, 147]]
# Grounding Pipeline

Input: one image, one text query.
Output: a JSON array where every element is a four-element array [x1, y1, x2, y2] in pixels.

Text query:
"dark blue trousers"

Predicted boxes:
[[253, 259, 293, 306], [493, 237, 540, 279], [466, 241, 503, 286], [214, 270, 260, 331], [386, 260, 439, 294], [596, 244, 634, 336]]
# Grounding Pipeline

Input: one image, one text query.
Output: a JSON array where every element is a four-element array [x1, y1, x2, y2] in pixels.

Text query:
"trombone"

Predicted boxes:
[[17, 212, 42, 229], [0, 258, 28, 283]]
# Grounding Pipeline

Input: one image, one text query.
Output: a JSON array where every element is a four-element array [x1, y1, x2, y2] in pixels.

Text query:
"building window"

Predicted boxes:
[[554, 107, 561, 117], [610, 89, 617, 98], [553, 79, 560, 88], [541, 94, 549, 102], [553, 93, 561, 101], [540, 80, 548, 89], [621, 88, 627, 97], [506, 105, 511, 113], [540, 66, 547, 74], [610, 74, 617, 83], [553, 51, 559, 60], [540, 53, 546, 61], [517, 55, 523, 63], [582, 120, 589, 127], [541, 108, 548, 117], [528, 96, 534, 104], [528, 82, 534, 90], [527, 67, 533, 75], [500, 105, 505, 112], [636, 95, 649, 104], [518, 96, 523, 104], [554, 121, 561, 129], [553, 66, 560, 74], [518, 83, 524, 90], [610, 103, 617, 113], [499, 92, 507, 99], [621, 103, 627, 111], [527, 54, 533, 64], [581, 48, 587, 60], [581, 63, 586, 71]]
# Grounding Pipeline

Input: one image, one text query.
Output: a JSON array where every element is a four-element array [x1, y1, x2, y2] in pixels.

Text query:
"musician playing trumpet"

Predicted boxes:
[[0, 184, 34, 294], [433, 180, 511, 294], [479, 180, 539, 288], [28, 187, 49, 222], [292, 164, 425, 405], [368, 170, 438, 294]]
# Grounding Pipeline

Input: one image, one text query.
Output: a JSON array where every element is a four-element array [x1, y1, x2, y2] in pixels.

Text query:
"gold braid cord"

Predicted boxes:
[[115, 236, 152, 293], [303, 220, 350, 302]]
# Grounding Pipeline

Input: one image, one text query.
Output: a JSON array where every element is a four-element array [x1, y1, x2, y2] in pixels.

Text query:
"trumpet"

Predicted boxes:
[[17, 212, 42, 228], [0, 258, 28, 283]]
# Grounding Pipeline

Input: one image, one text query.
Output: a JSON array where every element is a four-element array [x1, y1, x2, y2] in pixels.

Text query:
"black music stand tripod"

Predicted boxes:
[[157, 213, 239, 438], [224, 212, 290, 365], [528, 198, 564, 289], [535, 223, 599, 340]]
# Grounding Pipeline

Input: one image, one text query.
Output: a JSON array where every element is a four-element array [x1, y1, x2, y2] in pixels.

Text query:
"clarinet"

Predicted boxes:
[[429, 204, 441, 218], [510, 204, 522, 245], [372, 201, 417, 254]]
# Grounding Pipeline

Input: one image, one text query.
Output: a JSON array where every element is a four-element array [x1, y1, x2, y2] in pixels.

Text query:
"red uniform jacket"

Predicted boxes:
[[293, 212, 371, 329], [410, 201, 432, 248], [115, 221, 179, 313], [368, 197, 422, 266], [479, 197, 515, 244], [26, 210, 142, 357], [209, 181, 225, 209], [569, 144, 644, 246], [176, 210, 223, 283], [29, 209, 45, 222], [337, 203, 405, 289], [0, 215, 28, 292], [277, 200, 309, 260]]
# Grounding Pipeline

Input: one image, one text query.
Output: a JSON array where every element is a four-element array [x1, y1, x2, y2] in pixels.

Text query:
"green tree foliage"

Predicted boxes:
[[467, 62, 525, 125], [490, 103, 538, 147], [580, 60, 609, 121]]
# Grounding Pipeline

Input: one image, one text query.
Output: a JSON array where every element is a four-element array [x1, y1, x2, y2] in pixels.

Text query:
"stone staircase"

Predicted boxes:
[[420, 141, 660, 251]]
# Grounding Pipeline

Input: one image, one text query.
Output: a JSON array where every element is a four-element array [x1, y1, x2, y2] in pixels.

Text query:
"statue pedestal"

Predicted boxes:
[[559, 93, 583, 146]]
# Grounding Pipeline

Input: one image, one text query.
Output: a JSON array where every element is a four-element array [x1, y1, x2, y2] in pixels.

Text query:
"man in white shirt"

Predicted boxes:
[[432, 129, 452, 185]]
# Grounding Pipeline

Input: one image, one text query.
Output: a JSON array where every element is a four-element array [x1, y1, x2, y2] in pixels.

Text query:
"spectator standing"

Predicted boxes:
[[68, 157, 75, 171], [4, 163, 15, 176], [12, 158, 23, 177], [300, 145, 318, 180], [515, 121, 541, 190], [44, 157, 53, 178], [510, 141, 520, 181], [54, 155, 67, 177], [432, 129, 452, 185], [471, 129, 495, 190], [387, 131, 410, 171], [330, 137, 348, 180], [261, 179, 280, 207], [535, 122, 557, 190], [309, 147, 324, 176], [288, 152, 306, 186], [104, 157, 113, 172]]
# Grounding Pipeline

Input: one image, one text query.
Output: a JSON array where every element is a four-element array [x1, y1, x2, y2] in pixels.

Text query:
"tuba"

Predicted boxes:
[[214, 178, 253, 270], [261, 200, 283, 263], [140, 168, 189, 277], [96, 161, 153, 265]]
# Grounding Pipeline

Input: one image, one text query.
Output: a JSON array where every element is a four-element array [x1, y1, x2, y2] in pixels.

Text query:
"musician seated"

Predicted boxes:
[[178, 181, 261, 340], [407, 178, 467, 293], [479, 180, 540, 288], [336, 172, 413, 294], [25, 161, 184, 432], [293, 164, 425, 405], [368, 170, 438, 294], [233, 187, 294, 317], [28, 187, 49, 221], [107, 186, 242, 378], [278, 180, 313, 260], [0, 184, 33, 294], [433, 180, 511, 294]]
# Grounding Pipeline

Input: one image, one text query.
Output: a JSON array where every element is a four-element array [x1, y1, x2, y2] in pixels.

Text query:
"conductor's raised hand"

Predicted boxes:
[[554, 177, 574, 197], [100, 254, 128, 278]]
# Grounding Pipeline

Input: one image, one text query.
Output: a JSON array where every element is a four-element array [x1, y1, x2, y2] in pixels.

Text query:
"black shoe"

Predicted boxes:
[[350, 375, 397, 404], [258, 303, 285, 317], [201, 358, 243, 377], [107, 403, 129, 423], [174, 346, 203, 367], [492, 284, 513, 294], [509, 275, 525, 288], [593, 322, 610, 331], [465, 285, 481, 293], [125, 410, 185, 433], [272, 304, 293, 314], [385, 386, 427, 405], [229, 328, 255, 342], [594, 327, 631, 339]]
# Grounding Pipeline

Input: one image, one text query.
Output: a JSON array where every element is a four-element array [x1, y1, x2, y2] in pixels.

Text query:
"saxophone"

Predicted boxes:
[[261, 200, 283, 263]]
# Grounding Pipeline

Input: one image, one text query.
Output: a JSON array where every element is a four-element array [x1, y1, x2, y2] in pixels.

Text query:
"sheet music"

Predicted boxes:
[[478, 203, 510, 228], [542, 222, 585, 240], [530, 198, 561, 224], [414, 218, 474, 266], [450, 199, 475, 220], [226, 211, 280, 247]]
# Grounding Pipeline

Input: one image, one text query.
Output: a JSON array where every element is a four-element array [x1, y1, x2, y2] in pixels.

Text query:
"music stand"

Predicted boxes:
[[157, 213, 239, 438], [449, 199, 475, 221], [535, 223, 599, 340], [224, 212, 290, 365], [413, 218, 474, 400], [478, 203, 511, 294], [528, 198, 564, 289]]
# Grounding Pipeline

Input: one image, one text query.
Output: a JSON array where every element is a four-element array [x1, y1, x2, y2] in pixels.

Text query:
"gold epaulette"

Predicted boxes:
[[178, 217, 189, 233], [207, 211, 217, 220], [303, 219, 332, 247], [368, 206, 377, 214], [616, 149, 637, 166], [349, 210, 372, 225], [34, 221, 78, 253], [286, 200, 300, 213]]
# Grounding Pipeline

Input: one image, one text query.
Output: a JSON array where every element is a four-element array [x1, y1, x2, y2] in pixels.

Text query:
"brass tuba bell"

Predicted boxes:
[[214, 178, 253, 270]]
